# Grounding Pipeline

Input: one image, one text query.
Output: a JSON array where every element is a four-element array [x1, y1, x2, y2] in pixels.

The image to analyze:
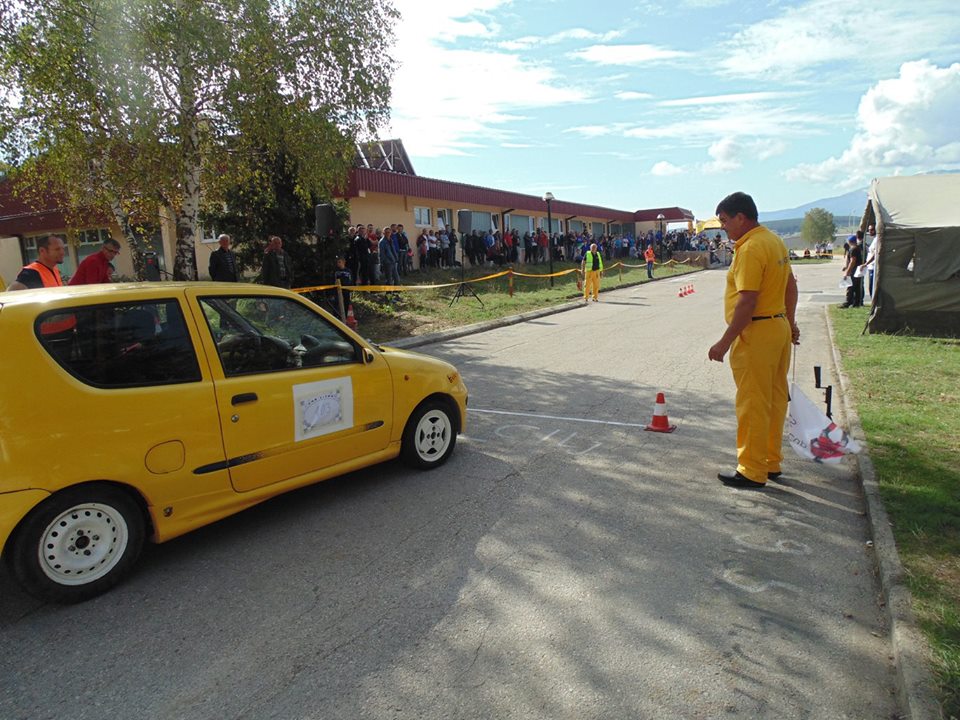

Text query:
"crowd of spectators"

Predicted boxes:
[[334, 221, 730, 287]]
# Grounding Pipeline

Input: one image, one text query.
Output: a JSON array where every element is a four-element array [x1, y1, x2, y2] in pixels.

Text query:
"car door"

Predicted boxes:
[[187, 289, 394, 493]]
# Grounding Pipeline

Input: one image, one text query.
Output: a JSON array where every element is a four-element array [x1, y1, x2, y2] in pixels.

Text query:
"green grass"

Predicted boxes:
[[340, 260, 699, 342], [830, 307, 960, 717]]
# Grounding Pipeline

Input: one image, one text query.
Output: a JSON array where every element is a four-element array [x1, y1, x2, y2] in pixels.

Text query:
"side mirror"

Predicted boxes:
[[362, 347, 375, 364]]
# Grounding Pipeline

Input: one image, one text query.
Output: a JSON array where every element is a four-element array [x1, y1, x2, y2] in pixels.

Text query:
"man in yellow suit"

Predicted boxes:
[[581, 242, 603, 302], [708, 192, 800, 490]]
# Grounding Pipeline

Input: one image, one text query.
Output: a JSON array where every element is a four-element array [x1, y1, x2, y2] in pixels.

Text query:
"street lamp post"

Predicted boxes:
[[544, 192, 555, 287], [656, 213, 665, 263]]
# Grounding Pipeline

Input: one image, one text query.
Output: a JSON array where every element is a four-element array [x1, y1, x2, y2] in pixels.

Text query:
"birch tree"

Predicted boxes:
[[0, 0, 396, 279]]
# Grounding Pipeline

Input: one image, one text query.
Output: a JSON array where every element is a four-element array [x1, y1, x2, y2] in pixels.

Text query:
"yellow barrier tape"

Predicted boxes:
[[510, 268, 580, 279], [293, 261, 695, 296], [293, 270, 512, 295]]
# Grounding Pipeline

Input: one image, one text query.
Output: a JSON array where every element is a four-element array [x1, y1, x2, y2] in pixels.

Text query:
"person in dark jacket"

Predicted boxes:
[[208, 234, 239, 282], [262, 235, 293, 288]]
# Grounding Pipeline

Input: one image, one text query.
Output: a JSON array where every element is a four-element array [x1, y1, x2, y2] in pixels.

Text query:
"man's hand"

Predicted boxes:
[[791, 322, 801, 345], [708, 339, 731, 362]]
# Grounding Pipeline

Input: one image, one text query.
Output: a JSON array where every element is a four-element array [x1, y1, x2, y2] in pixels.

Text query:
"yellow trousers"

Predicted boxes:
[[583, 270, 601, 300], [729, 318, 791, 483]]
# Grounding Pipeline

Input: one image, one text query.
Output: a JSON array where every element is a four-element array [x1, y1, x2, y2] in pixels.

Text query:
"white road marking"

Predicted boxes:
[[468, 407, 652, 429]]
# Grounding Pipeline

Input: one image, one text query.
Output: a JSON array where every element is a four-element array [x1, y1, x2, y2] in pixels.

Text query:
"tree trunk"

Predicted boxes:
[[108, 200, 147, 280]]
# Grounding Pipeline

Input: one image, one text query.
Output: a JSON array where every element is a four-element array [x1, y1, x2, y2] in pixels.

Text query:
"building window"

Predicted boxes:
[[436, 208, 454, 229], [414, 206, 432, 227], [77, 228, 113, 265], [592, 222, 605, 237]]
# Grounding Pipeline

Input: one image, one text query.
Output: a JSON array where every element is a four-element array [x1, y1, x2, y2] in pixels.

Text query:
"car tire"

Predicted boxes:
[[6, 484, 146, 604], [401, 399, 457, 470]]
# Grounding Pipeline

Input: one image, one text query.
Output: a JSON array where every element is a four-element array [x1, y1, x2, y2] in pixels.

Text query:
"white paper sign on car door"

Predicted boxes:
[[293, 377, 354, 442]]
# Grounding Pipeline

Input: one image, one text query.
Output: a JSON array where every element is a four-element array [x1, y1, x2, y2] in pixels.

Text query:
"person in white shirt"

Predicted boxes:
[[861, 225, 878, 297]]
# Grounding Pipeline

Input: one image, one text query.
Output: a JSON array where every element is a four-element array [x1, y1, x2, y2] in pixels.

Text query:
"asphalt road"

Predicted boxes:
[[1, 259, 897, 719]]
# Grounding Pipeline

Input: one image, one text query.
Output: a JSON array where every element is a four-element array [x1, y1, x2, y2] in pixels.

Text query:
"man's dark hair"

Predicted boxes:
[[104, 238, 121, 250], [38, 234, 63, 250], [715, 192, 758, 221]]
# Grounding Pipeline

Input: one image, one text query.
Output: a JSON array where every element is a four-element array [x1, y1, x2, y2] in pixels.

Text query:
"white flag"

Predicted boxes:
[[785, 382, 861, 463]]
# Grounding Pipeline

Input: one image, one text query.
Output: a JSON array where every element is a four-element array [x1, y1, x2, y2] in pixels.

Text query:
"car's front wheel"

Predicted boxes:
[[401, 399, 457, 469], [7, 485, 145, 604]]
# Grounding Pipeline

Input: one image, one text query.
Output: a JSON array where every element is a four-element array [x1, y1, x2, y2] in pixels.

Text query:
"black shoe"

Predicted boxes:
[[767, 471, 783, 481], [838, 303, 850, 309], [718, 471, 766, 490]]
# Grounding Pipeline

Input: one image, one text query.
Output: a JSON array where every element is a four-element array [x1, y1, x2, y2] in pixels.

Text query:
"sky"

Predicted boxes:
[[383, 0, 960, 221]]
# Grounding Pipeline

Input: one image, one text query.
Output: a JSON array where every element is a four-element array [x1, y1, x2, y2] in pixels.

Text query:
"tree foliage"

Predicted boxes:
[[800, 207, 836, 246], [199, 152, 351, 289], [0, 0, 397, 279]]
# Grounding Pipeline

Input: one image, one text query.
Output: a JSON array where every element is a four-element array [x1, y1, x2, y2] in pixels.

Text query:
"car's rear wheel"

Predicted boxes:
[[7, 485, 145, 604], [401, 399, 457, 469]]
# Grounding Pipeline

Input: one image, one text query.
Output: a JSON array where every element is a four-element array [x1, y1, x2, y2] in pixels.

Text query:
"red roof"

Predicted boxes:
[[0, 181, 68, 235], [633, 207, 695, 222]]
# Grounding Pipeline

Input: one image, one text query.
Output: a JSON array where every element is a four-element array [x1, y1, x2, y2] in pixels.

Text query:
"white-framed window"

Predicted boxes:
[[414, 206, 432, 227], [77, 228, 114, 264], [436, 208, 454, 229]]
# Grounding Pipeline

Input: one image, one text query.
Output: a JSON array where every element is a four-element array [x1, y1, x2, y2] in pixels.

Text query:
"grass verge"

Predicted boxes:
[[830, 306, 960, 717], [330, 260, 700, 343]]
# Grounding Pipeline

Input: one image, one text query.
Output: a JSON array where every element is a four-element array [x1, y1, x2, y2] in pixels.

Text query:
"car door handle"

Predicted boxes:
[[231, 392, 258, 406]]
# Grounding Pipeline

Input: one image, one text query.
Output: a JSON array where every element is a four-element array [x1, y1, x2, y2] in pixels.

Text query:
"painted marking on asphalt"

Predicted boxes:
[[469, 407, 650, 429]]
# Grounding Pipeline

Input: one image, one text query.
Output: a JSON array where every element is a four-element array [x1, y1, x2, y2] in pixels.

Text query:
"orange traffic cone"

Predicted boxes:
[[345, 304, 358, 330], [644, 392, 677, 433], [688, 283, 695, 294], [678, 286, 685, 298]]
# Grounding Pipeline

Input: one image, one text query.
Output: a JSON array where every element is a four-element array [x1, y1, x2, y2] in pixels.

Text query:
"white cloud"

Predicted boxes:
[[658, 91, 800, 107], [565, 123, 634, 138], [615, 91, 653, 101], [498, 28, 624, 51], [622, 106, 827, 142], [704, 138, 741, 173], [786, 60, 960, 185], [570, 44, 689, 66], [651, 161, 683, 176], [387, 0, 592, 157], [717, 0, 960, 81]]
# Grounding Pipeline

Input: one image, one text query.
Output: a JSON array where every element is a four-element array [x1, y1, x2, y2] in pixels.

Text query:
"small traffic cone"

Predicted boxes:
[[644, 392, 677, 433], [345, 304, 358, 330], [678, 286, 685, 298], [688, 283, 695, 294]]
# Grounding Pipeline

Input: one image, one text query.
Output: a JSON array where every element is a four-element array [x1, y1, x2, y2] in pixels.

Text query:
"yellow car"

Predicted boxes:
[[0, 283, 467, 603]]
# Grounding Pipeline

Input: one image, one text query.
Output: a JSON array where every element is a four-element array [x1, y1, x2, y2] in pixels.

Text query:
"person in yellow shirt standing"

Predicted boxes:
[[581, 242, 603, 302], [708, 192, 800, 490]]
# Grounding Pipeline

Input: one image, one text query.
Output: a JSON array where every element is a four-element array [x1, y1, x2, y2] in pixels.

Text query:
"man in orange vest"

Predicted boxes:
[[7, 235, 67, 290], [644, 243, 656, 279]]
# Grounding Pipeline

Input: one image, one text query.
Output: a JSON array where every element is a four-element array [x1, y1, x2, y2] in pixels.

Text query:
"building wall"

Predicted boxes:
[[346, 192, 628, 237]]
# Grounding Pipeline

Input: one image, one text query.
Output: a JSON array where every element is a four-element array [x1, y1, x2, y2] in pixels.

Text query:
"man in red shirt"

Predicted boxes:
[[69, 238, 121, 285]]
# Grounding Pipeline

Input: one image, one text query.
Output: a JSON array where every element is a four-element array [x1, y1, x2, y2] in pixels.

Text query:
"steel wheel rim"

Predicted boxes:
[[414, 410, 452, 462], [37, 502, 129, 586]]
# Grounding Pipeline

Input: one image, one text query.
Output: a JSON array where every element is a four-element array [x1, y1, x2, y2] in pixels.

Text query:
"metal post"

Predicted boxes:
[[544, 192, 555, 287]]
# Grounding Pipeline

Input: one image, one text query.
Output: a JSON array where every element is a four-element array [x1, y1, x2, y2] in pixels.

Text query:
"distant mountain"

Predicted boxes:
[[759, 187, 869, 223]]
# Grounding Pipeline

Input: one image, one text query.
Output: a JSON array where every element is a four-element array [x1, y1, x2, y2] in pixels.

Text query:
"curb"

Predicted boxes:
[[823, 306, 943, 720], [385, 269, 703, 350]]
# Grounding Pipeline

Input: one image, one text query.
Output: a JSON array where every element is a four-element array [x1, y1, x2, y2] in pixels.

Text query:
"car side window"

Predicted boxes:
[[199, 296, 359, 377], [35, 300, 202, 388]]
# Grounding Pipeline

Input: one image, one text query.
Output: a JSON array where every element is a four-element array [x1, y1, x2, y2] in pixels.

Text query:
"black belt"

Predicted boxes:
[[752, 314, 785, 320]]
